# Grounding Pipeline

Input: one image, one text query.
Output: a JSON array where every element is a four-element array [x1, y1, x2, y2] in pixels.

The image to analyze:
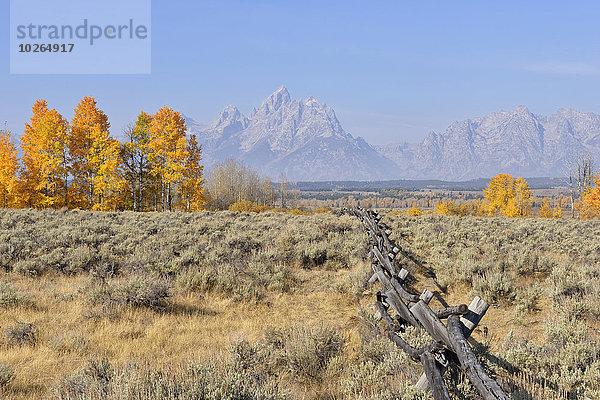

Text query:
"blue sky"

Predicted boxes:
[[3, 0, 600, 144]]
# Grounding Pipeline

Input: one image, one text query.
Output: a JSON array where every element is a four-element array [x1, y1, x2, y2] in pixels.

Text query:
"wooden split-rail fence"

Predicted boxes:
[[344, 207, 510, 400]]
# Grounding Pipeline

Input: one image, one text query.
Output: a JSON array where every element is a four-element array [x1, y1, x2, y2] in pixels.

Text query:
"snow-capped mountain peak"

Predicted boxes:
[[257, 85, 291, 114], [187, 87, 396, 180], [382, 106, 600, 180], [209, 104, 248, 132]]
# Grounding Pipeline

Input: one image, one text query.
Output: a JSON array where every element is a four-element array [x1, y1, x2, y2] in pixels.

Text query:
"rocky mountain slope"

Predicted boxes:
[[187, 88, 600, 181], [186, 86, 397, 181], [397, 106, 600, 180]]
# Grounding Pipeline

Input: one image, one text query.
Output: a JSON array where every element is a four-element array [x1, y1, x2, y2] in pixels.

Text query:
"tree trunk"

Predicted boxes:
[[137, 166, 143, 212], [89, 175, 94, 209], [161, 182, 165, 212], [64, 171, 69, 209], [132, 181, 137, 212], [167, 182, 172, 212]]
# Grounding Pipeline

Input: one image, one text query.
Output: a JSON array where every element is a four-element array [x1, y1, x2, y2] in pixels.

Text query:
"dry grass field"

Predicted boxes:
[[0, 209, 598, 399]]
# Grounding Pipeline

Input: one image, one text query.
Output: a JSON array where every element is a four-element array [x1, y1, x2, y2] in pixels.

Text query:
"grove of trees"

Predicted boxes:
[[483, 173, 532, 217], [430, 172, 600, 219], [0, 98, 205, 212], [205, 159, 276, 210], [429, 173, 533, 217]]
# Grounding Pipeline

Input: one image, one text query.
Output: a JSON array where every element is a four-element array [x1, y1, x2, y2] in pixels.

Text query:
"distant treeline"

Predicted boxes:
[[293, 177, 568, 192]]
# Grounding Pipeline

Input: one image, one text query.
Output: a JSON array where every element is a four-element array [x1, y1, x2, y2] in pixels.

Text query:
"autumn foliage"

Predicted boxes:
[[19, 100, 70, 208], [433, 174, 534, 218], [0, 130, 18, 207], [69, 97, 115, 209], [483, 174, 532, 217], [5, 98, 205, 212], [539, 198, 562, 218], [435, 200, 472, 216], [580, 172, 600, 218], [405, 206, 423, 216], [179, 134, 206, 211], [148, 106, 189, 211]]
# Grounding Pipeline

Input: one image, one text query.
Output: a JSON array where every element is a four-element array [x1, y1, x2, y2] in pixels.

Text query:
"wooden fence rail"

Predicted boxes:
[[341, 207, 509, 400]]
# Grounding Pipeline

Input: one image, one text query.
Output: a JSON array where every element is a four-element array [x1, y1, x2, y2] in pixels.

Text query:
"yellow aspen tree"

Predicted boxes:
[[483, 173, 516, 216], [514, 177, 532, 216], [582, 173, 600, 218], [122, 111, 152, 212], [69, 97, 110, 208], [19, 99, 49, 207], [0, 130, 19, 208], [179, 134, 205, 211], [539, 198, 553, 218], [88, 126, 126, 210], [484, 174, 531, 217], [148, 106, 188, 212], [502, 197, 520, 217], [40, 109, 70, 208], [19, 100, 70, 208]]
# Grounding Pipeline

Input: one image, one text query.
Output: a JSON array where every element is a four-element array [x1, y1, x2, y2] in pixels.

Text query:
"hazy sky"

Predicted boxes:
[[3, 1, 600, 144]]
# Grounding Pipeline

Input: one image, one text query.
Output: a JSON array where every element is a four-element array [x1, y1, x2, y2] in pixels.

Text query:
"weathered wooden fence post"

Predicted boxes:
[[344, 207, 509, 400]]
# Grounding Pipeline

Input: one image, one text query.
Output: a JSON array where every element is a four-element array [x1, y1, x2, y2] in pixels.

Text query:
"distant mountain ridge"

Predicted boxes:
[[186, 87, 600, 181], [186, 86, 397, 181], [389, 106, 600, 180]]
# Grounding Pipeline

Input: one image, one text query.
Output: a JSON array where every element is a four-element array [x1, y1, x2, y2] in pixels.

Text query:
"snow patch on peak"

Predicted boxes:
[[514, 105, 531, 114], [210, 104, 248, 130], [259, 85, 291, 113], [186, 86, 397, 180], [304, 96, 319, 105]]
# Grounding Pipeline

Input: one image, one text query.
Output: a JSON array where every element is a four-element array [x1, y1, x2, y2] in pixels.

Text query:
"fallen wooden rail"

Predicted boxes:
[[342, 207, 509, 400]]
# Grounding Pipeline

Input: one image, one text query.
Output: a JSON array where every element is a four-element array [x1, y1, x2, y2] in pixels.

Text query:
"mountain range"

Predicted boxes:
[[185, 86, 396, 181], [186, 87, 600, 181]]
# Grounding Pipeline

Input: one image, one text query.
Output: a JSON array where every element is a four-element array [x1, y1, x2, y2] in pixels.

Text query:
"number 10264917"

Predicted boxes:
[[18, 43, 74, 53]]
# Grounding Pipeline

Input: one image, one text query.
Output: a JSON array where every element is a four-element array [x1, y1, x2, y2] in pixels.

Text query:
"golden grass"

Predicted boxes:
[[0, 252, 551, 399], [0, 261, 367, 399], [411, 270, 549, 351], [2, 209, 594, 398]]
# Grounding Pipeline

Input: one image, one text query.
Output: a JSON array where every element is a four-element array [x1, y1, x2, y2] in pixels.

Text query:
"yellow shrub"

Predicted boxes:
[[229, 200, 268, 213], [553, 206, 562, 218], [471, 199, 489, 216], [501, 198, 521, 217], [435, 200, 471, 216], [435, 201, 450, 215], [575, 200, 599, 219], [287, 208, 309, 215], [406, 206, 423, 216]]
